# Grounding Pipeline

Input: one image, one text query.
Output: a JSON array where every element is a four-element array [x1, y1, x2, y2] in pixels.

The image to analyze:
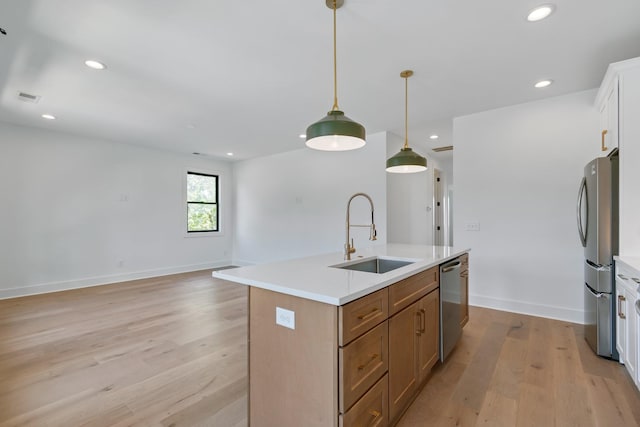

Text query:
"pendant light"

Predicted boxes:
[[306, 0, 366, 151], [386, 70, 427, 173]]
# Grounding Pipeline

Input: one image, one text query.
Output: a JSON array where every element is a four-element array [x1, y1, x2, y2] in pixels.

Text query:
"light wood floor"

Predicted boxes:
[[0, 270, 248, 427], [1, 270, 639, 426]]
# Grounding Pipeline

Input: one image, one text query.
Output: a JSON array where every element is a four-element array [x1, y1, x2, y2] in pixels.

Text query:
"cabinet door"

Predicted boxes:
[[625, 289, 637, 382], [615, 278, 627, 359], [600, 82, 618, 153], [388, 301, 419, 421], [417, 290, 440, 383]]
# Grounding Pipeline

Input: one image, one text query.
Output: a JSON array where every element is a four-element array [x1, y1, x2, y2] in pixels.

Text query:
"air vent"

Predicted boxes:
[[17, 92, 41, 103], [432, 146, 453, 152]]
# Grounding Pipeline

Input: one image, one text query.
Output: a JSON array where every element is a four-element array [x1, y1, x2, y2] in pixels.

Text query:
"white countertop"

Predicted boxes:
[[615, 256, 640, 278], [212, 244, 470, 305]]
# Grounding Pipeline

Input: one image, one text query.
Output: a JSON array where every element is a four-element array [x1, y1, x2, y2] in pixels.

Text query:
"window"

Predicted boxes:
[[186, 172, 218, 233]]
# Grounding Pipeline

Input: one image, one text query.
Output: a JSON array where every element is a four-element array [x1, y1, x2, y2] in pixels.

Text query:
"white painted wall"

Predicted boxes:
[[453, 90, 602, 323], [0, 122, 233, 299], [232, 132, 387, 265]]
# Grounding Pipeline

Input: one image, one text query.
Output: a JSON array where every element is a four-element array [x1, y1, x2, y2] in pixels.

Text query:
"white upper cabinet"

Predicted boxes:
[[597, 78, 619, 154], [597, 57, 640, 256]]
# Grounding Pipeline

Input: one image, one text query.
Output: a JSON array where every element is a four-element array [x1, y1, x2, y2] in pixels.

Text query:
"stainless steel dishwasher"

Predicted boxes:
[[440, 257, 462, 361]]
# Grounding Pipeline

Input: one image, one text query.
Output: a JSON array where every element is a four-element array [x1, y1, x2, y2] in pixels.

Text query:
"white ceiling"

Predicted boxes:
[[1, 0, 639, 161]]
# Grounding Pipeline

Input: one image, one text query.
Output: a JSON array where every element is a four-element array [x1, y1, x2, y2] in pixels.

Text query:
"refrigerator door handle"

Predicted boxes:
[[586, 259, 610, 272], [585, 284, 605, 299], [576, 176, 588, 247], [636, 300, 640, 316]]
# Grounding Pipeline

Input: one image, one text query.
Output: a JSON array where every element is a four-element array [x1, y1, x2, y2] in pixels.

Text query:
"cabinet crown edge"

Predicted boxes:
[[595, 56, 640, 107]]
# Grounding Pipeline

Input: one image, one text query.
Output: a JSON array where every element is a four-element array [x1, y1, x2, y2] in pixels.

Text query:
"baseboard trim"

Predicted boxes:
[[230, 259, 256, 267], [0, 260, 233, 300], [469, 293, 585, 324]]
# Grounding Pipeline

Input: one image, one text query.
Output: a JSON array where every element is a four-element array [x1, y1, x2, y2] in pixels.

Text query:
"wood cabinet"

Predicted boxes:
[[388, 268, 439, 424], [247, 257, 468, 426], [460, 253, 469, 327], [615, 262, 639, 390]]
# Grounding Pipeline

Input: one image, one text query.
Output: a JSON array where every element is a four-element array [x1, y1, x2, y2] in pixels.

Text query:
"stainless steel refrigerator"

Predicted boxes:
[[576, 149, 618, 359]]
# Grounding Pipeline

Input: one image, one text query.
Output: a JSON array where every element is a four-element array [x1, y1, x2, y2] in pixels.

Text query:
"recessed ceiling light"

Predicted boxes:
[[534, 79, 553, 88], [186, 123, 196, 129], [41, 114, 56, 120], [226, 152, 234, 156], [299, 134, 306, 139], [527, 4, 555, 22], [429, 135, 439, 140], [84, 60, 106, 70]]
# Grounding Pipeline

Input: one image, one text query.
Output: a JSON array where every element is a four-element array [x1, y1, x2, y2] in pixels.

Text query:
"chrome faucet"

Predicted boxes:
[[345, 193, 377, 260]]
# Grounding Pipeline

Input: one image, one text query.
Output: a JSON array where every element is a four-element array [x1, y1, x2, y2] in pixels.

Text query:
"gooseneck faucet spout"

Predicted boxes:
[[345, 193, 377, 260]]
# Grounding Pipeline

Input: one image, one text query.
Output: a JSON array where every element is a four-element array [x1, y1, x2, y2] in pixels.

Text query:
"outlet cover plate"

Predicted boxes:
[[276, 307, 295, 330]]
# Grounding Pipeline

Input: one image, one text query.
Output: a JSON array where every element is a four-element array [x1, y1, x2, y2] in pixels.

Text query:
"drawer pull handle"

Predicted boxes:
[[618, 295, 626, 319], [357, 307, 379, 321], [357, 353, 379, 371]]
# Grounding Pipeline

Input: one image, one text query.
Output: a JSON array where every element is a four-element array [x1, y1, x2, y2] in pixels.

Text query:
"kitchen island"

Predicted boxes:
[[213, 244, 470, 426]]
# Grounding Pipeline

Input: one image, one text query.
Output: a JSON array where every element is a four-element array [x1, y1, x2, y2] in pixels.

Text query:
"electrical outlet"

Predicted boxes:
[[276, 307, 295, 330], [465, 221, 480, 231]]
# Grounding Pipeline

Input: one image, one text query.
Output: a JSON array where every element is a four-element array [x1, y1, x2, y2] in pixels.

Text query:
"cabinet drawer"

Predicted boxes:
[[339, 321, 388, 412], [339, 373, 388, 427], [389, 266, 438, 315], [339, 288, 388, 345]]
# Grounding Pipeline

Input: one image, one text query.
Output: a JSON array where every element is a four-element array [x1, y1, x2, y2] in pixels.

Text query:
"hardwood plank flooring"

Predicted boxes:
[[0, 270, 248, 427], [397, 308, 640, 427], [2, 271, 639, 426]]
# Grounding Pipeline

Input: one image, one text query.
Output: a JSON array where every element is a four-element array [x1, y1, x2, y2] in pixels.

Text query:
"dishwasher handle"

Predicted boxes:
[[441, 261, 461, 273]]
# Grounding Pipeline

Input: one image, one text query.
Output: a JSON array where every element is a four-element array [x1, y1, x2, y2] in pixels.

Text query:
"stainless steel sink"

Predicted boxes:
[[332, 257, 415, 274]]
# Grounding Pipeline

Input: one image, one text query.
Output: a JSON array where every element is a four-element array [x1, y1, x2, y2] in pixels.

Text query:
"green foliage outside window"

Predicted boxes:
[[187, 172, 218, 232]]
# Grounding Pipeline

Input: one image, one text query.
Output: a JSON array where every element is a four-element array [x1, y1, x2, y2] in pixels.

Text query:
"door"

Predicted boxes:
[[584, 283, 613, 358], [615, 277, 627, 360], [388, 301, 419, 421], [582, 157, 613, 265], [440, 259, 462, 361], [433, 169, 444, 246], [417, 290, 439, 382]]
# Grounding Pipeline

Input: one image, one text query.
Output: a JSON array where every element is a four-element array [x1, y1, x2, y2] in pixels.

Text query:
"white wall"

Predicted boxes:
[[453, 90, 602, 323], [0, 122, 233, 299], [232, 132, 387, 265]]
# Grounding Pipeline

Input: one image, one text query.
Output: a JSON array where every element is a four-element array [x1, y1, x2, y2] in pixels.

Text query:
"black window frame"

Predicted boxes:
[[186, 171, 219, 233]]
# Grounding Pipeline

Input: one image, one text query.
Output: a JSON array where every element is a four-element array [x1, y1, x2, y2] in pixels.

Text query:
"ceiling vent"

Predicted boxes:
[[17, 92, 41, 103], [432, 145, 453, 152]]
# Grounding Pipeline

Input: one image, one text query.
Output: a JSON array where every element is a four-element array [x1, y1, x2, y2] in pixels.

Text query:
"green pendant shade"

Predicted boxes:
[[305, 0, 366, 152], [306, 110, 366, 151], [386, 69, 427, 173], [386, 147, 427, 173]]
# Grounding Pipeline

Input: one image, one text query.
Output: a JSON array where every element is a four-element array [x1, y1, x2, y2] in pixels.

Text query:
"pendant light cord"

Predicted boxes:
[[404, 75, 409, 149], [332, 0, 339, 111]]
